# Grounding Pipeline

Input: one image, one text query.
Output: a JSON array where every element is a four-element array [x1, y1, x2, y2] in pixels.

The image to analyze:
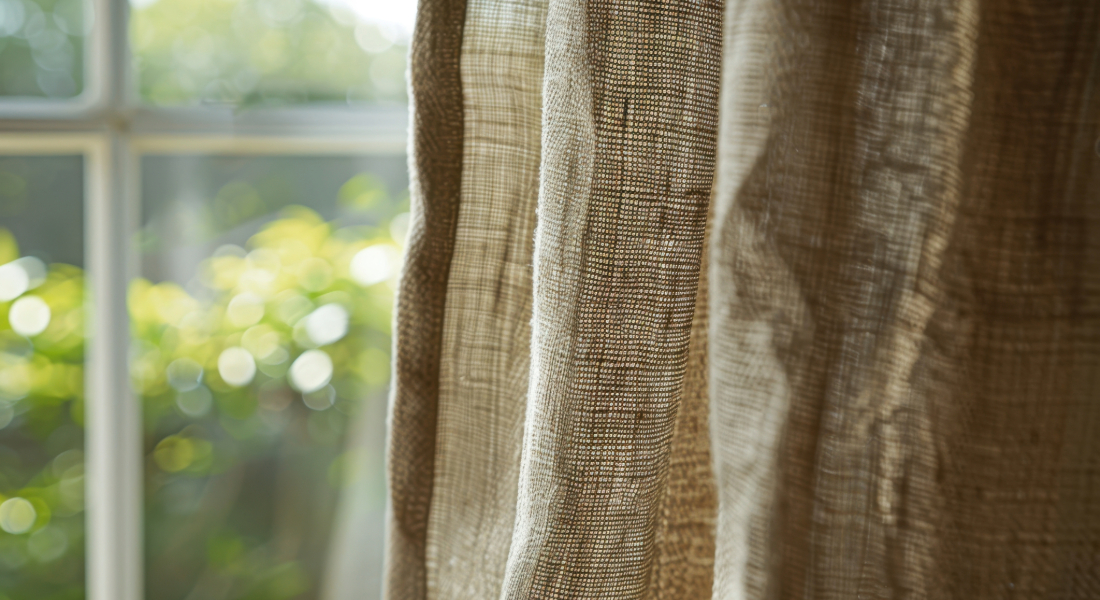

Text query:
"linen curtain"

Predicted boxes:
[[385, 0, 1100, 597]]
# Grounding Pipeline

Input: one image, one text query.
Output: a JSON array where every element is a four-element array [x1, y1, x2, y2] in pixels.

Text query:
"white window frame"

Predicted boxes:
[[0, 0, 408, 596]]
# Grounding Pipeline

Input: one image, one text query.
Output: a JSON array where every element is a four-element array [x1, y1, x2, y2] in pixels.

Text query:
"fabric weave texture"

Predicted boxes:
[[385, 0, 1100, 598]]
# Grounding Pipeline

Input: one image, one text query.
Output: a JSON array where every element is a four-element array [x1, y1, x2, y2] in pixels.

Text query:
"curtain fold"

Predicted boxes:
[[648, 220, 718, 600], [424, 0, 546, 596], [386, 0, 1100, 597], [383, 0, 465, 593], [709, 0, 982, 595], [499, 0, 722, 594]]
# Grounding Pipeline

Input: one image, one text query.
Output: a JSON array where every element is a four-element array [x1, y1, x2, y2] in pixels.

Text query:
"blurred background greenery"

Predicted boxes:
[[1, 0, 413, 595], [130, 0, 409, 105], [0, 0, 87, 98], [138, 154, 407, 600], [0, 0, 409, 105], [0, 155, 87, 600], [0, 152, 409, 599]]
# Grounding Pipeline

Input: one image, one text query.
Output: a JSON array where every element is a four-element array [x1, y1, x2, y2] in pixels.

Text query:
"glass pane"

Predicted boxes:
[[0, 155, 86, 598], [0, 0, 88, 98], [130, 0, 415, 106], [137, 153, 407, 600]]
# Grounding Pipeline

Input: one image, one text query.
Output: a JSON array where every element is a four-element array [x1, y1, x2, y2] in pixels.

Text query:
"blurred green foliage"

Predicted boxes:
[[0, 0, 408, 106], [0, 169, 404, 598], [0, 0, 87, 98], [0, 236, 87, 598], [130, 0, 408, 106], [138, 203, 400, 600]]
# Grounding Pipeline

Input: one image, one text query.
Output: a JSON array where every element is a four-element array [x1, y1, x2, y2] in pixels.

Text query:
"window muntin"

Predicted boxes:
[[0, 0, 410, 596]]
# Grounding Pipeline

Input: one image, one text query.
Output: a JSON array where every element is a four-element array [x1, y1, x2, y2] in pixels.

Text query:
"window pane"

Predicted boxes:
[[137, 153, 407, 600], [0, 155, 86, 598], [130, 0, 414, 106], [0, 0, 88, 98]]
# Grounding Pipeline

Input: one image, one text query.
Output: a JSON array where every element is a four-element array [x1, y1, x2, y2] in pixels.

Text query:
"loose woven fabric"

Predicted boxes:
[[709, 0, 1100, 597], [384, 0, 1100, 597], [648, 219, 718, 600], [424, 0, 546, 597], [498, 0, 722, 595], [383, 0, 465, 594]]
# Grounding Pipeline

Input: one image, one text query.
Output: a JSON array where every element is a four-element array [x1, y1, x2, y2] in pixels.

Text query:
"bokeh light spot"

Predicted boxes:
[[226, 293, 266, 328], [27, 527, 67, 562], [354, 23, 392, 53], [58, 466, 84, 512], [0, 261, 29, 301], [0, 497, 37, 534], [258, 380, 293, 412], [302, 384, 335, 410], [304, 303, 348, 346], [289, 349, 332, 393], [166, 357, 204, 391], [0, 354, 31, 400], [0, 0, 27, 37], [350, 244, 397, 286], [176, 386, 214, 417], [218, 347, 257, 387], [297, 257, 333, 292], [9, 295, 51, 337], [242, 324, 281, 361], [14, 257, 47, 289], [276, 293, 313, 325], [154, 436, 194, 472]]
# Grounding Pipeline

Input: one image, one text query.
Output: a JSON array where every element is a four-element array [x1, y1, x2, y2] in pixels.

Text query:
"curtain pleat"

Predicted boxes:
[[936, 2, 1100, 595], [710, 0, 980, 596], [424, 0, 546, 597], [647, 220, 718, 600], [707, 0, 789, 596], [497, 0, 722, 595], [385, 0, 1100, 597], [384, 0, 466, 593], [706, 0, 1100, 598]]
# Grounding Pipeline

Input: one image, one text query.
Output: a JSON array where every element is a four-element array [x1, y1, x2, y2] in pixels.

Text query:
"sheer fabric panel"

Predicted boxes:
[[383, 0, 466, 594], [385, 0, 1100, 598], [425, 0, 546, 597]]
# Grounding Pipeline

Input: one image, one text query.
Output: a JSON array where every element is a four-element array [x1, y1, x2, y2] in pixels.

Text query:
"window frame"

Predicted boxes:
[[0, 1, 409, 597]]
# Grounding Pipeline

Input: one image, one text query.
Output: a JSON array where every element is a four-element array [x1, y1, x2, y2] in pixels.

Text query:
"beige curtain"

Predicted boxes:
[[386, 0, 1100, 597]]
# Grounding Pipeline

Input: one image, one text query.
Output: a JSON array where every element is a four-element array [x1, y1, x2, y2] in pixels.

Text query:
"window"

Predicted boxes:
[[0, 0, 410, 597]]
